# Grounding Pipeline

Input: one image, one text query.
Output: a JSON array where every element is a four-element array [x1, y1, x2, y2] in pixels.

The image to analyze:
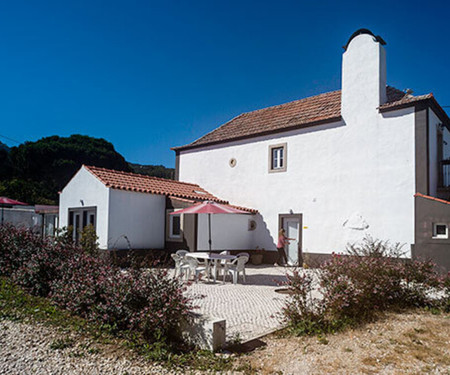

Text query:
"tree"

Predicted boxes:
[[0, 134, 174, 204], [5, 135, 130, 203]]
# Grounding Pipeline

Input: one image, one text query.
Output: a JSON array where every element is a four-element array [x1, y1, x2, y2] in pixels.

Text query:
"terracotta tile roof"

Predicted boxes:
[[379, 93, 434, 110], [85, 165, 226, 202], [173, 86, 438, 151], [415, 193, 450, 206], [84, 165, 258, 213]]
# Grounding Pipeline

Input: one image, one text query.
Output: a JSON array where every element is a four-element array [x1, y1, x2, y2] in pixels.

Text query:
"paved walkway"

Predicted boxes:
[[183, 265, 290, 343]]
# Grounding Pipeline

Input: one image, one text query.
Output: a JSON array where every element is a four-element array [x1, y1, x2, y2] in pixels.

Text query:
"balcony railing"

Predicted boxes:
[[440, 160, 450, 188]]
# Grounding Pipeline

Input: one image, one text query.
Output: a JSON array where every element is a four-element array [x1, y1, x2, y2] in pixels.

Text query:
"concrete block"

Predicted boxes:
[[182, 313, 226, 351]]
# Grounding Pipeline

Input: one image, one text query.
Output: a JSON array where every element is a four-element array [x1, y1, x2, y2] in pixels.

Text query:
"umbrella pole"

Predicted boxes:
[[1, 206, 3, 226], [208, 213, 212, 251]]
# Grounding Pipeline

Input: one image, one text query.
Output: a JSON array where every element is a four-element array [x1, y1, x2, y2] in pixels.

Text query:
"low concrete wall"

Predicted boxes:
[[182, 314, 226, 351]]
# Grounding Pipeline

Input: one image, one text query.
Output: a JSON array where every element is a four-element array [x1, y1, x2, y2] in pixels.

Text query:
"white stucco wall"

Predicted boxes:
[[196, 213, 255, 251], [179, 107, 416, 255], [178, 34, 416, 256], [59, 167, 110, 248], [108, 189, 165, 250]]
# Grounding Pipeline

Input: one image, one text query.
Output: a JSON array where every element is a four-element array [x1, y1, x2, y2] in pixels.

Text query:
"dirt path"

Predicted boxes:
[[237, 310, 450, 374]]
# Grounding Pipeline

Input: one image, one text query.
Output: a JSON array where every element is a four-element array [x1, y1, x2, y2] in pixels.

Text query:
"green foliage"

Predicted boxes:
[[128, 163, 175, 180], [0, 143, 12, 179], [0, 135, 175, 204], [0, 178, 55, 204], [50, 338, 75, 350], [4, 134, 130, 204], [79, 224, 99, 255]]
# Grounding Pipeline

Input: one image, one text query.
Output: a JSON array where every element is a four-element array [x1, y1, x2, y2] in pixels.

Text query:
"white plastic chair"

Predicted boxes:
[[171, 253, 189, 278], [176, 249, 189, 258], [236, 252, 250, 258], [226, 255, 249, 284], [185, 256, 208, 283], [214, 250, 230, 279]]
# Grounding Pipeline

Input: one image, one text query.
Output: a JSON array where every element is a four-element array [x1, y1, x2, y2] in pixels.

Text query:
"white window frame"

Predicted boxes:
[[432, 223, 448, 239], [169, 214, 182, 239], [166, 209, 183, 242], [269, 143, 287, 173]]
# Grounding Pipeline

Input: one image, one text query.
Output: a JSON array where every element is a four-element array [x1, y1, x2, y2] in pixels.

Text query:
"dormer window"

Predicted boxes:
[[269, 143, 287, 173]]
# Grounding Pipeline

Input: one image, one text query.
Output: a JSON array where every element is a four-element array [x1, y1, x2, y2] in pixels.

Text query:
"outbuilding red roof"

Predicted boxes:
[[173, 86, 447, 151], [414, 193, 450, 206], [84, 165, 257, 213]]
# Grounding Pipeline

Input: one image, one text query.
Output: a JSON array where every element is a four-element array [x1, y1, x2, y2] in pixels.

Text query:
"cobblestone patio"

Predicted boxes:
[[183, 265, 290, 343]]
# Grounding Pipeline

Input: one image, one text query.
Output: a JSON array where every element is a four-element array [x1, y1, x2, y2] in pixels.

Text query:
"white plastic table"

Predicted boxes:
[[186, 252, 237, 282]]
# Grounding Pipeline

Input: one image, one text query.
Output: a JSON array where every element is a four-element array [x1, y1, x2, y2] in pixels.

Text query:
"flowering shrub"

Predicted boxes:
[[441, 272, 450, 312], [282, 271, 323, 323], [51, 255, 192, 341], [0, 225, 192, 343], [0, 224, 78, 296], [0, 224, 47, 277], [283, 236, 444, 333]]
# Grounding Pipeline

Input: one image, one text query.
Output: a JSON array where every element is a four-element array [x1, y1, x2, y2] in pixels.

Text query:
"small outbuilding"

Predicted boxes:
[[59, 165, 256, 252]]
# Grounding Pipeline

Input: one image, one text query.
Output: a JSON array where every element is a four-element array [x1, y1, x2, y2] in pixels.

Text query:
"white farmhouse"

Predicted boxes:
[[59, 165, 255, 252], [173, 29, 450, 270]]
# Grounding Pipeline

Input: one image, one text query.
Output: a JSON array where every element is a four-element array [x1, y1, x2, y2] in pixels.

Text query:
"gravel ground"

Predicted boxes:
[[2, 310, 450, 374], [0, 320, 232, 375]]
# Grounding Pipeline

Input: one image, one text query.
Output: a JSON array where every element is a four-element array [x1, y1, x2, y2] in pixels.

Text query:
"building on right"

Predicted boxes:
[[173, 29, 450, 271]]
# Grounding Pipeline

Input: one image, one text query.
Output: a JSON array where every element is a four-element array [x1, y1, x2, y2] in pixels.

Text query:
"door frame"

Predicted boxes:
[[278, 213, 303, 266]]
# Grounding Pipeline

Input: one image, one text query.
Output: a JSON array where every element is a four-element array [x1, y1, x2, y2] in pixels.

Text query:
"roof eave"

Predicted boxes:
[[172, 115, 343, 152], [379, 97, 450, 130]]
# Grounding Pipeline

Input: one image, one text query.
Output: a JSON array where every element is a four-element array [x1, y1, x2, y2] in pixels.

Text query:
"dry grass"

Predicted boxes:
[[235, 310, 450, 374]]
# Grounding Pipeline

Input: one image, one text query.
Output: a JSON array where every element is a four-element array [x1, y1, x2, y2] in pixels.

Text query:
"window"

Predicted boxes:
[[433, 223, 448, 239], [170, 214, 181, 238], [166, 210, 183, 242], [269, 143, 287, 173]]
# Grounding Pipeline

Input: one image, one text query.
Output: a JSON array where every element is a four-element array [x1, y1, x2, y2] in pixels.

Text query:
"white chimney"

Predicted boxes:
[[341, 29, 387, 120]]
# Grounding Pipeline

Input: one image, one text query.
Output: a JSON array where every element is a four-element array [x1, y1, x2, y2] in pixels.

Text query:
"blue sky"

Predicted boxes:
[[0, 0, 449, 167]]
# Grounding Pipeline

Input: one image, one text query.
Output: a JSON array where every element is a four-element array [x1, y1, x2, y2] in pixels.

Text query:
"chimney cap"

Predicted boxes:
[[343, 28, 386, 51]]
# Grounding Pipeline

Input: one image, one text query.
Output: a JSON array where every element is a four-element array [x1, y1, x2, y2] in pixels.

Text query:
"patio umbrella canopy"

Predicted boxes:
[[170, 201, 250, 250], [0, 197, 28, 225]]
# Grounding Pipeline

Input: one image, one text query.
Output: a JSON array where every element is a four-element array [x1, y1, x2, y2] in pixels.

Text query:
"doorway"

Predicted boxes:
[[279, 213, 302, 266], [68, 207, 97, 243]]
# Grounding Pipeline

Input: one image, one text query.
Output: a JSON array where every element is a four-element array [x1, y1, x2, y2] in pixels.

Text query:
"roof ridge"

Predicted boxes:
[[83, 165, 201, 188]]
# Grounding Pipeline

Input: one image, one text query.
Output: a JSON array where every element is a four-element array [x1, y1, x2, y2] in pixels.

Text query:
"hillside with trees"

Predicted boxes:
[[0, 135, 174, 204]]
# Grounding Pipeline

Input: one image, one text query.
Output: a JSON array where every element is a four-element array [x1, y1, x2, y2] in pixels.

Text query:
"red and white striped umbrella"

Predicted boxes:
[[170, 201, 249, 215], [0, 197, 27, 206], [170, 201, 250, 250]]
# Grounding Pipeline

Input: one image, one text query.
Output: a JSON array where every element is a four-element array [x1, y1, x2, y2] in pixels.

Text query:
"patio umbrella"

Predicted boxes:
[[170, 201, 251, 251], [0, 197, 28, 225]]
